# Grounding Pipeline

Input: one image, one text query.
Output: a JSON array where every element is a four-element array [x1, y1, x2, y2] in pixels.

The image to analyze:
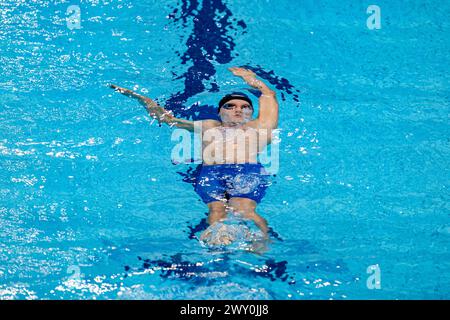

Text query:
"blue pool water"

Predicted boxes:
[[0, 0, 449, 299]]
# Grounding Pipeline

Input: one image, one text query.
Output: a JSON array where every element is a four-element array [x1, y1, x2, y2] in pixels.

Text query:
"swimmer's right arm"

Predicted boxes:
[[109, 84, 197, 132]]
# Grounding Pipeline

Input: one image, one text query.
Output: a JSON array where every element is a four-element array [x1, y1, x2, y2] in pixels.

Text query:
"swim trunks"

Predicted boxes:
[[194, 163, 270, 204]]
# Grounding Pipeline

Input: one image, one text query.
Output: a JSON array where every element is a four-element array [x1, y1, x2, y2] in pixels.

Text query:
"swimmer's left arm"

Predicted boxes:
[[228, 67, 279, 129]]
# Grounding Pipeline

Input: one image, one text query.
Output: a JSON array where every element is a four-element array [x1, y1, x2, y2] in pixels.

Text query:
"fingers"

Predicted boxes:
[[109, 84, 132, 96], [228, 66, 244, 72], [228, 67, 255, 77], [109, 84, 125, 92], [230, 67, 245, 72]]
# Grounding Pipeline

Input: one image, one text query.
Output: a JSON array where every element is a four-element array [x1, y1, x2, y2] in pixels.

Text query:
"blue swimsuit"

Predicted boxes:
[[194, 163, 270, 204]]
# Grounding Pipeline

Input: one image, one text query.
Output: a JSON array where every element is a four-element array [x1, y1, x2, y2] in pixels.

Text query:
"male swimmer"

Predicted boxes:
[[110, 67, 279, 244]]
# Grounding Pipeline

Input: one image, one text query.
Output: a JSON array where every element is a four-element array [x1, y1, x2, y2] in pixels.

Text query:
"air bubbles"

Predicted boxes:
[[59, 55, 70, 63], [113, 137, 124, 146], [111, 29, 123, 37], [94, 52, 106, 61], [85, 155, 98, 161]]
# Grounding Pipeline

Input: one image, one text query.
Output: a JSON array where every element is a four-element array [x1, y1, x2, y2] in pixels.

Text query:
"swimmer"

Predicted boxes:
[[110, 67, 279, 244]]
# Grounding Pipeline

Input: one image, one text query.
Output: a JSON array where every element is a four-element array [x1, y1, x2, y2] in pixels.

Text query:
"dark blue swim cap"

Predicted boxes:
[[218, 92, 253, 112]]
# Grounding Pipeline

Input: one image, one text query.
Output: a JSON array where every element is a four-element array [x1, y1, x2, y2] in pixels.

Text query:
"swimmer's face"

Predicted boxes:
[[219, 99, 253, 124]]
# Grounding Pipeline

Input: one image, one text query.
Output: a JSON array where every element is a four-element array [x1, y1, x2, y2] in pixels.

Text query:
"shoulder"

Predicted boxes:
[[244, 119, 265, 129], [245, 119, 277, 130]]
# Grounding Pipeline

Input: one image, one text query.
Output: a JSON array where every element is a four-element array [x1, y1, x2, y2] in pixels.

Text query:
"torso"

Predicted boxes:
[[199, 120, 272, 166]]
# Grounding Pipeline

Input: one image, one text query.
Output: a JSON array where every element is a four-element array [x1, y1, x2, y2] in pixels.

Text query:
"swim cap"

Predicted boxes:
[[218, 92, 253, 112]]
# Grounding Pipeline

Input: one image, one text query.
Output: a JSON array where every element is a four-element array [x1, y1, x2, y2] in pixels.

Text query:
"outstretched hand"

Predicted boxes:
[[228, 67, 256, 79], [228, 67, 268, 91], [109, 83, 153, 103], [109, 84, 139, 98], [109, 83, 126, 92]]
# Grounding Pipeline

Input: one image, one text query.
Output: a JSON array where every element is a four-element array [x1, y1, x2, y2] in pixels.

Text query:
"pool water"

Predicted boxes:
[[0, 0, 449, 299]]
